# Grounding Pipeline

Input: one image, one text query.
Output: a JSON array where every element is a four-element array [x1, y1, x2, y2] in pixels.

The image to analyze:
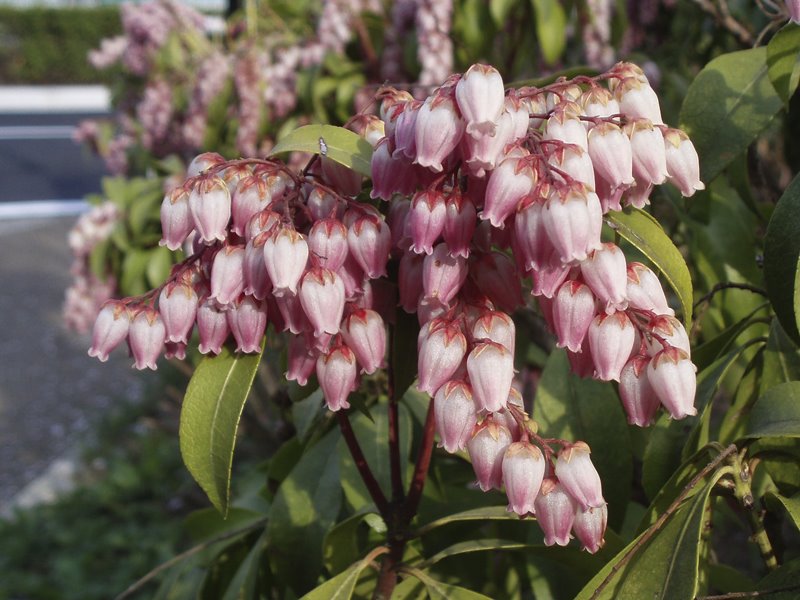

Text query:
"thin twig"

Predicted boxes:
[[590, 444, 738, 600], [693, 282, 769, 311], [690, 0, 755, 45], [337, 411, 391, 517], [115, 518, 267, 600], [697, 584, 800, 599]]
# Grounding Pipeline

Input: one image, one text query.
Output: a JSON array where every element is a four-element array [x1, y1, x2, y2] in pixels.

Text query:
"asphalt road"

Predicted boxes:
[[0, 112, 108, 202]]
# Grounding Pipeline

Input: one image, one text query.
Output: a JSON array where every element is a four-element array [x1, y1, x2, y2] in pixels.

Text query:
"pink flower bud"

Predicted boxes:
[[788, 0, 800, 23], [231, 174, 283, 236], [243, 232, 272, 300], [227, 296, 267, 353], [647, 347, 697, 419], [392, 101, 421, 159], [555, 441, 604, 510], [418, 320, 468, 396], [573, 504, 607, 554], [588, 122, 634, 191], [408, 189, 447, 254], [160, 187, 192, 251], [535, 479, 577, 546], [308, 219, 349, 272], [306, 185, 342, 222], [341, 309, 386, 374], [399, 251, 425, 312], [443, 189, 477, 259], [456, 64, 506, 138], [481, 153, 535, 228], [316, 342, 359, 411], [549, 145, 596, 190], [580, 243, 628, 314], [542, 187, 603, 264], [467, 420, 513, 491], [158, 282, 198, 344], [285, 334, 318, 386], [462, 110, 515, 176], [626, 262, 673, 316], [187, 152, 225, 177], [663, 128, 705, 197], [467, 341, 515, 413], [626, 120, 668, 186], [188, 176, 231, 244], [544, 104, 588, 151], [197, 297, 230, 355], [514, 197, 552, 272], [321, 157, 362, 197], [471, 252, 524, 312], [552, 280, 596, 353], [471, 310, 516, 353], [274, 292, 310, 335], [614, 75, 663, 125], [263, 226, 309, 297], [129, 307, 166, 370], [337, 254, 366, 300], [434, 380, 478, 453], [580, 87, 620, 123], [503, 441, 546, 516], [619, 355, 661, 427], [245, 209, 280, 242], [423, 243, 468, 306], [347, 215, 391, 279], [370, 138, 417, 201], [414, 94, 465, 172], [88, 300, 131, 362], [299, 268, 346, 337], [210, 245, 246, 306], [645, 315, 690, 357], [588, 311, 636, 381]]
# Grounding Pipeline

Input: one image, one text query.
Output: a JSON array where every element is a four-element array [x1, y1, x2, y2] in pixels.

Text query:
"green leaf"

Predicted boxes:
[[576, 469, 727, 600], [146, 245, 173, 288], [184, 507, 266, 543], [533, 349, 632, 529], [680, 47, 783, 183], [323, 510, 378, 575], [754, 557, 800, 600], [299, 550, 377, 600], [221, 532, 267, 600], [179, 343, 264, 515], [269, 124, 373, 177], [119, 248, 150, 296], [407, 569, 495, 600], [692, 302, 769, 371], [490, 0, 517, 26], [291, 388, 326, 443], [268, 429, 343, 593], [761, 320, 800, 395], [607, 207, 693, 324], [744, 381, 800, 438], [767, 23, 800, 103], [765, 492, 800, 532], [413, 506, 521, 537], [764, 173, 800, 345], [424, 539, 528, 566], [530, 0, 566, 65]]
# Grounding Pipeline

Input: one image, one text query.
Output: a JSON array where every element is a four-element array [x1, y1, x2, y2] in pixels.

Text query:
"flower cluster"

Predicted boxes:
[[87, 61, 703, 554]]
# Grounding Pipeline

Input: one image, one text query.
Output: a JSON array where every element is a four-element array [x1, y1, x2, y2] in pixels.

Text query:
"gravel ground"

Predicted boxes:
[[0, 216, 143, 511]]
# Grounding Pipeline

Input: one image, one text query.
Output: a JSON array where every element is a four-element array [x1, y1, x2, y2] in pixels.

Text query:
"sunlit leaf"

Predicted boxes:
[[744, 381, 800, 439], [269, 124, 373, 176], [767, 23, 800, 103]]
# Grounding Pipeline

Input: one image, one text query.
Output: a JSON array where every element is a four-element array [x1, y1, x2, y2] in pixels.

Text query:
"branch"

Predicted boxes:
[[697, 584, 800, 599], [693, 282, 768, 311], [690, 0, 755, 46], [337, 411, 391, 517]]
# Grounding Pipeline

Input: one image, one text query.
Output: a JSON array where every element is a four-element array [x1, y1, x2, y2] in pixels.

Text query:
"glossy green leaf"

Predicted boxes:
[[179, 343, 264, 515], [424, 539, 528, 566], [680, 47, 783, 183], [607, 207, 693, 324], [490, 0, 517, 26], [146, 245, 173, 288], [767, 23, 800, 103], [576, 470, 727, 600], [766, 492, 800, 532], [291, 388, 326, 443], [754, 557, 800, 600], [221, 531, 267, 600], [533, 349, 632, 529], [299, 550, 376, 600], [761, 320, 800, 395], [269, 124, 373, 176], [692, 302, 768, 371], [323, 510, 378, 575], [119, 248, 150, 296], [408, 569, 494, 600], [744, 381, 800, 438], [413, 506, 520, 537], [764, 173, 800, 345], [268, 429, 343, 593], [530, 0, 566, 65]]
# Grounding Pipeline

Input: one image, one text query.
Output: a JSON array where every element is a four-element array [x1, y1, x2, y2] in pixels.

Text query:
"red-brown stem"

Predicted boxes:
[[337, 411, 390, 517]]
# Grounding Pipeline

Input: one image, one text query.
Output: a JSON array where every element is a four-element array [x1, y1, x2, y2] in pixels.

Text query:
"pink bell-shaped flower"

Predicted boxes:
[[299, 267, 346, 337], [210, 245, 246, 306], [471, 252, 524, 313], [263, 226, 309, 297], [320, 157, 362, 197], [619, 355, 661, 427], [274, 292, 310, 335], [456, 63, 506, 138], [243, 232, 272, 301], [159, 186, 192, 251], [463, 110, 515, 176], [443, 190, 477, 259], [347, 214, 392, 279], [308, 218, 349, 272], [227, 296, 267, 353], [285, 334, 319, 387], [306, 186, 342, 222], [399, 251, 425, 312], [588, 311, 636, 381], [434, 380, 478, 453], [414, 93, 465, 172], [552, 280, 596, 353], [549, 145, 596, 190], [245, 209, 280, 242], [370, 138, 418, 201], [481, 152, 536, 228], [555, 441, 605, 510], [188, 175, 231, 244], [158, 282, 198, 344], [626, 119, 668, 186], [788, 0, 800, 23], [588, 122, 634, 191], [467, 420, 513, 491], [129, 307, 166, 370], [231, 174, 282, 236], [187, 152, 225, 177], [542, 186, 603, 264], [341, 308, 386, 374], [88, 300, 131, 362], [408, 189, 447, 255], [579, 243, 629, 314], [544, 103, 588, 150], [514, 197, 552, 272], [663, 128, 705, 197], [423, 243, 468, 305], [502, 441, 546, 516], [647, 347, 697, 419], [613, 70, 663, 125], [535, 478, 577, 546], [573, 504, 608, 554], [645, 315, 691, 357], [626, 262, 673, 316], [580, 87, 620, 123], [197, 297, 230, 355], [316, 341, 359, 411], [467, 340, 515, 413], [471, 310, 515, 354], [417, 319, 468, 396], [392, 101, 421, 159]]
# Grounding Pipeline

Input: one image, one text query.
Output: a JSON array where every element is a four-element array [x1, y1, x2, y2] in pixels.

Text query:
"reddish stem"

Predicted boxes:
[[336, 411, 390, 517]]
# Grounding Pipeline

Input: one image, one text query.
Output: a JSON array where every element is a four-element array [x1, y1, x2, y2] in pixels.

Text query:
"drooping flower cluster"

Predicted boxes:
[[87, 61, 703, 554]]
